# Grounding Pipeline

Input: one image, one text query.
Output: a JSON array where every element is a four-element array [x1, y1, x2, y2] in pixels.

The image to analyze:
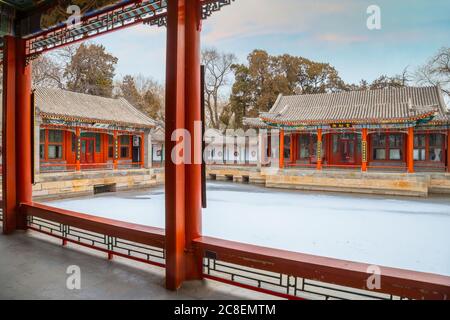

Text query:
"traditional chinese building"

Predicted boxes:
[[150, 123, 165, 167], [34, 87, 155, 173], [244, 86, 450, 172], [204, 128, 259, 165]]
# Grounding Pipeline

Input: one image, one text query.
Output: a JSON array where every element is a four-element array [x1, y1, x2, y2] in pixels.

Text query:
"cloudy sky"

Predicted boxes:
[[92, 0, 450, 85]]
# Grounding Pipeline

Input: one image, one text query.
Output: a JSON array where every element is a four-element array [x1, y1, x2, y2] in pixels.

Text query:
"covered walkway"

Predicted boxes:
[[0, 230, 271, 300], [1, 0, 450, 300]]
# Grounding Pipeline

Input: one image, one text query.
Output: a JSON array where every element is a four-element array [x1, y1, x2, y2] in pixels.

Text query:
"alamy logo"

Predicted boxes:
[[66, 265, 81, 290], [367, 5, 382, 30], [366, 265, 381, 290], [67, 5, 81, 29]]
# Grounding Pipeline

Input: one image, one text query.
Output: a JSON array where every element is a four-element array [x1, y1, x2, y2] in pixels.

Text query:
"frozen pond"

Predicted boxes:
[[44, 182, 450, 276]]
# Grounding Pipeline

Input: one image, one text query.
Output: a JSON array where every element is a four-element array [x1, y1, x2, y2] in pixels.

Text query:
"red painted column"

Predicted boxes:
[[361, 128, 368, 172], [279, 129, 285, 169], [407, 127, 415, 173], [184, 0, 203, 281], [289, 133, 294, 164], [113, 130, 118, 170], [317, 129, 323, 170], [447, 130, 450, 173], [75, 127, 81, 171], [2, 36, 17, 234], [140, 133, 145, 168], [15, 38, 32, 229], [165, 0, 187, 290]]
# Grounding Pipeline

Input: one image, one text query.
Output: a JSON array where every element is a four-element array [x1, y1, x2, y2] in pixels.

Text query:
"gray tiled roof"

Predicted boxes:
[[35, 87, 155, 128], [251, 86, 449, 126], [242, 117, 269, 128], [150, 126, 165, 142]]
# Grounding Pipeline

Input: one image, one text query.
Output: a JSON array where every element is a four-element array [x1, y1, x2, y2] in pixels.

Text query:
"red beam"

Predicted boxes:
[[193, 236, 450, 300], [25, 1, 167, 56]]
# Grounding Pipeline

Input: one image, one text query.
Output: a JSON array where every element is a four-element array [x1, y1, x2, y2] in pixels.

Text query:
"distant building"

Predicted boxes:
[[34, 88, 156, 173], [244, 86, 450, 172], [150, 124, 165, 167], [205, 128, 259, 165]]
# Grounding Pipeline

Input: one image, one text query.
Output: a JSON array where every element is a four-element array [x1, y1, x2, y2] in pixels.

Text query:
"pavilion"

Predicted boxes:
[[244, 86, 450, 173], [34, 87, 154, 172]]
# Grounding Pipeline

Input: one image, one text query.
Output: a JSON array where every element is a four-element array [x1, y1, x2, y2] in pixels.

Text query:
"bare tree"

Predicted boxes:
[[415, 47, 450, 98], [116, 74, 165, 121], [202, 48, 237, 129], [32, 55, 64, 88]]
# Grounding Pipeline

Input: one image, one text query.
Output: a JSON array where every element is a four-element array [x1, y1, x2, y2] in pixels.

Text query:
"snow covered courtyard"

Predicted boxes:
[[44, 182, 450, 276]]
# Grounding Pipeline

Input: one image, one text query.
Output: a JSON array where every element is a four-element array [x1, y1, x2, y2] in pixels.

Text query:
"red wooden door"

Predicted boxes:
[[340, 139, 356, 164], [331, 133, 359, 165], [81, 138, 95, 163]]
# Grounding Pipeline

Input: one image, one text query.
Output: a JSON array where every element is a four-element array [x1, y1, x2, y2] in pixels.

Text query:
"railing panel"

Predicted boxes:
[[195, 236, 450, 300], [5, 202, 450, 300], [23, 203, 165, 267]]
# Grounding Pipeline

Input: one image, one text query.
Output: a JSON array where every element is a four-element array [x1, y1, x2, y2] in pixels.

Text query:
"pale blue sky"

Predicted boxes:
[[92, 0, 450, 85]]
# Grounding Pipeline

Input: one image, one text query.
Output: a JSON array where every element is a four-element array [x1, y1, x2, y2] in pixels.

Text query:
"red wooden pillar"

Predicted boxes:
[[279, 129, 285, 169], [407, 127, 415, 173], [289, 133, 294, 164], [113, 130, 118, 170], [2, 37, 32, 232], [361, 128, 368, 172], [140, 133, 145, 168], [75, 127, 81, 171], [184, 0, 203, 281], [165, 0, 187, 290], [2, 36, 17, 234], [15, 38, 32, 229], [317, 129, 323, 170], [447, 130, 450, 173], [291, 133, 296, 164]]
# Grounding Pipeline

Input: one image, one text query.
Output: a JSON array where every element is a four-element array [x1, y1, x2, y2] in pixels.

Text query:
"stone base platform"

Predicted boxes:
[[206, 165, 450, 197], [32, 168, 165, 201]]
